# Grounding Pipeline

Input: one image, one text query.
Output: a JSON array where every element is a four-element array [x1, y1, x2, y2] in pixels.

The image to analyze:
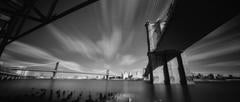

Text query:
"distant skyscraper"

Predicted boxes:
[[132, 71, 143, 79], [123, 72, 129, 79]]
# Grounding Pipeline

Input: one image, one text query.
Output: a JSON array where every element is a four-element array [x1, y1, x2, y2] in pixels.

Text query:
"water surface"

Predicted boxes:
[[0, 80, 239, 102]]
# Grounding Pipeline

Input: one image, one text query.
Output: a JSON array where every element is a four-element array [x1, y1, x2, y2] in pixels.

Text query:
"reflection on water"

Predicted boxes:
[[0, 80, 240, 102]]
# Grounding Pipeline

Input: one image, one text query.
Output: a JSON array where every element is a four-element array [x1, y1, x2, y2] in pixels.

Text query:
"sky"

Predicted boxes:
[[1, 0, 240, 76], [0, 0, 172, 74]]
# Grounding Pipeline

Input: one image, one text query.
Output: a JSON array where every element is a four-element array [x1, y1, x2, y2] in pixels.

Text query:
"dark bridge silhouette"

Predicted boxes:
[[144, 0, 240, 85]]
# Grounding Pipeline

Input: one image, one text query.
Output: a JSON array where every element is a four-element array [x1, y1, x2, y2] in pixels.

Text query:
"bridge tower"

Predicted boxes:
[[106, 69, 109, 80], [51, 62, 59, 79]]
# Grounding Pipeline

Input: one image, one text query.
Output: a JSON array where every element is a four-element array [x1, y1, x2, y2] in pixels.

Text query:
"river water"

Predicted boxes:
[[0, 80, 240, 102]]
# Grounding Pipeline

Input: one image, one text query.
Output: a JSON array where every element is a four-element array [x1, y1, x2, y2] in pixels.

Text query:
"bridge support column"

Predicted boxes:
[[163, 53, 170, 85], [149, 66, 154, 84], [176, 53, 187, 85], [147, 53, 154, 84], [51, 62, 59, 79], [106, 69, 109, 80]]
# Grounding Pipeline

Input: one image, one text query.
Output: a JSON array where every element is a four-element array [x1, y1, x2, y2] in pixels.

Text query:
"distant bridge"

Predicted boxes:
[[8, 62, 117, 79], [9, 68, 116, 76]]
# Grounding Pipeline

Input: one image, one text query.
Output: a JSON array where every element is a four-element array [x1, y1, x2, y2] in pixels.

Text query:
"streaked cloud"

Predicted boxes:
[[205, 61, 240, 67], [187, 41, 240, 61], [47, 25, 102, 60], [119, 55, 137, 66], [2, 41, 83, 72], [59, 60, 83, 72], [48, 24, 123, 60], [97, 27, 122, 59], [5, 41, 56, 61]]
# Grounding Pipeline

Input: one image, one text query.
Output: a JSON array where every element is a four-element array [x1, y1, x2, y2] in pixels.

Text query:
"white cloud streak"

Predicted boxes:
[[97, 27, 122, 59], [2, 41, 83, 72], [47, 25, 101, 60], [5, 41, 56, 61], [48, 24, 122, 60], [119, 55, 137, 66], [187, 42, 240, 61], [205, 61, 240, 67]]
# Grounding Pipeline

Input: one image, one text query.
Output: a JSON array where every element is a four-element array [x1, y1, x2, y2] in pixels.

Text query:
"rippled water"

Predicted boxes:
[[0, 80, 240, 102]]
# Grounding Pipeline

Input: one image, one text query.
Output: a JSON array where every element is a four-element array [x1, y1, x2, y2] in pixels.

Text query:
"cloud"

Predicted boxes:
[[119, 55, 137, 66], [0, 59, 44, 67], [48, 24, 123, 60], [97, 27, 122, 59], [59, 60, 82, 72], [186, 39, 240, 61], [47, 25, 101, 60], [205, 61, 240, 67], [5, 41, 56, 61], [2, 41, 84, 72]]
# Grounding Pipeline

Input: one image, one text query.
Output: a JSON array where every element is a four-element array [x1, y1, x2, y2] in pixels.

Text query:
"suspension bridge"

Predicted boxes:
[[6, 62, 118, 79]]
